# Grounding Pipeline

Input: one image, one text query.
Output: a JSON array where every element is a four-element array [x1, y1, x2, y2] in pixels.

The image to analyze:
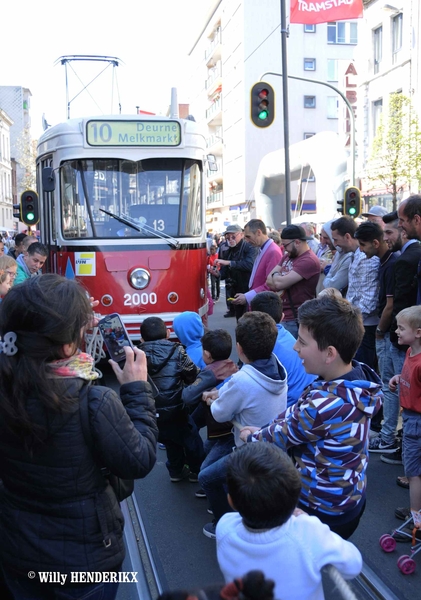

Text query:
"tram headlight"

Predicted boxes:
[[129, 268, 151, 290]]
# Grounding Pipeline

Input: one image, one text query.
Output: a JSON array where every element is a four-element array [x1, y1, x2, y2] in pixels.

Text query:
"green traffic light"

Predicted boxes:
[[258, 110, 269, 120], [349, 207, 356, 215], [26, 212, 35, 221]]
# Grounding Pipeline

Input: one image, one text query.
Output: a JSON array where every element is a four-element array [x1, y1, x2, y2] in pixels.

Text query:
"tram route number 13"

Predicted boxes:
[[124, 292, 158, 306]]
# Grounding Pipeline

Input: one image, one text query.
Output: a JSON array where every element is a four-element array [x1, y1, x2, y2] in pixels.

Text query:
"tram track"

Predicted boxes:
[[124, 489, 402, 600], [121, 495, 165, 600], [352, 565, 401, 600]]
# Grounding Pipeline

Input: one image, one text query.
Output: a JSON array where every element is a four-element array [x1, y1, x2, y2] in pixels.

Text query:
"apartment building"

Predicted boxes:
[[357, 0, 421, 208], [0, 86, 32, 200], [188, 0, 359, 231], [0, 109, 14, 231]]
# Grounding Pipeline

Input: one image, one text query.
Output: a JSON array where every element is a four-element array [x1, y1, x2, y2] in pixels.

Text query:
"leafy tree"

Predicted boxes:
[[365, 93, 421, 210], [15, 126, 37, 193]]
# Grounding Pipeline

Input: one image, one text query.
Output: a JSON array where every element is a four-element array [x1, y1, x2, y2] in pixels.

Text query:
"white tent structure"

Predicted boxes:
[[253, 131, 350, 229]]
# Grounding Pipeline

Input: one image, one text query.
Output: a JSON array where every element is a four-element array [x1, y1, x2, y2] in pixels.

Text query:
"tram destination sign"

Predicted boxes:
[[86, 120, 181, 147]]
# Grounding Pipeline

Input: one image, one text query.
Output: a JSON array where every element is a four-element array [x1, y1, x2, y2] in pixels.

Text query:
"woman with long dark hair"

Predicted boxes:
[[0, 274, 158, 599]]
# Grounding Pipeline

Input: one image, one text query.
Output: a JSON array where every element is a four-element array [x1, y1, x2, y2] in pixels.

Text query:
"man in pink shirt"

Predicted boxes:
[[267, 225, 320, 338], [231, 219, 283, 308]]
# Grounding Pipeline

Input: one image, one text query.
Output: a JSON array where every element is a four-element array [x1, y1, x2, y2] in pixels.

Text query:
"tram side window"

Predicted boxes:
[[61, 162, 90, 239], [180, 161, 201, 236]]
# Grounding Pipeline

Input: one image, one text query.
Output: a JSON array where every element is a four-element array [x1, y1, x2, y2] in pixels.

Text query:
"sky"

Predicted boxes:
[[1, 0, 215, 139]]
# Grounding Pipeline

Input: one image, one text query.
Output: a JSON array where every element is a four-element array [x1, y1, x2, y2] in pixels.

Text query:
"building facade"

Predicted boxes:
[[188, 0, 359, 232], [357, 0, 421, 209], [0, 109, 14, 231], [0, 86, 32, 201]]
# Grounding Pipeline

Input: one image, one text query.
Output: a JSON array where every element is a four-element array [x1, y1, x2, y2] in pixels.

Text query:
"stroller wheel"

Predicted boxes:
[[397, 555, 416, 575], [379, 534, 396, 552]]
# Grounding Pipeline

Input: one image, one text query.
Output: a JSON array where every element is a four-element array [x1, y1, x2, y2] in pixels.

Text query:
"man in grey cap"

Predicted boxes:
[[267, 225, 320, 338], [215, 224, 258, 320], [361, 206, 389, 229]]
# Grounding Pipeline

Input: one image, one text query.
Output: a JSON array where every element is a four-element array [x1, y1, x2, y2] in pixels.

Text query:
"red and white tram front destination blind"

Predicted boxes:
[[290, 0, 363, 25]]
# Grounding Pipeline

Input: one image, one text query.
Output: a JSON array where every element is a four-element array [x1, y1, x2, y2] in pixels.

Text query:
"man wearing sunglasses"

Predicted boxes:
[[267, 225, 320, 338], [215, 225, 258, 320]]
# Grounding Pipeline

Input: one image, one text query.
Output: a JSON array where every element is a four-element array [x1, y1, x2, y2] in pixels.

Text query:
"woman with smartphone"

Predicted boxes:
[[0, 274, 158, 600]]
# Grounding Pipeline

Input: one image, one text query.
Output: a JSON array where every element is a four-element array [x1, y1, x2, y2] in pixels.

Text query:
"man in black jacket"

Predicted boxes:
[[214, 224, 258, 321], [140, 316, 205, 482], [377, 199, 421, 466]]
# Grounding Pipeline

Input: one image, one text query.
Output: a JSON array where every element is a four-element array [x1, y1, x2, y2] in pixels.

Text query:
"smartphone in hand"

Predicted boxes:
[[98, 313, 133, 362]]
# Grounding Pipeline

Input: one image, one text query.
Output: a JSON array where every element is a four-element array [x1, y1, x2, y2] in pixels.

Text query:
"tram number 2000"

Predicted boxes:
[[123, 293, 157, 306]]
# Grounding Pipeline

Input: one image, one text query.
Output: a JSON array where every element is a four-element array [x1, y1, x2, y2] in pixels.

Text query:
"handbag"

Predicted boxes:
[[79, 383, 134, 502]]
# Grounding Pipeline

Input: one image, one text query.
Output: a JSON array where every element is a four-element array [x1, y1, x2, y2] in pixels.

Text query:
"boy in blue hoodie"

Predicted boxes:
[[250, 291, 316, 406], [241, 296, 383, 539], [173, 311, 206, 369]]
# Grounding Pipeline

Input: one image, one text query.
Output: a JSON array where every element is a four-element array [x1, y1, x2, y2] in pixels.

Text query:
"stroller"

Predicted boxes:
[[379, 509, 421, 575]]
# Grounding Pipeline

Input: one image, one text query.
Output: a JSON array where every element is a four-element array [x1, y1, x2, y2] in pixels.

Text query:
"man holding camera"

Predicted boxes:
[[214, 225, 258, 321]]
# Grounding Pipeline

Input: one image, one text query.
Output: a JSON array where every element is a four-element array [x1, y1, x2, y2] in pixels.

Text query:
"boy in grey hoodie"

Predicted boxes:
[[199, 312, 288, 539]]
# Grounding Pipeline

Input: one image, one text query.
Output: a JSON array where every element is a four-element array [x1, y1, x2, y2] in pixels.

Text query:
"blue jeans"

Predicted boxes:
[[198, 438, 236, 522], [375, 333, 400, 444], [389, 343, 406, 389], [2, 570, 119, 600], [355, 325, 377, 370], [202, 434, 235, 471]]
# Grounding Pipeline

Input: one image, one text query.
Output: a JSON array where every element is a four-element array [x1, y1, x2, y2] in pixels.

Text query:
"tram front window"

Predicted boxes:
[[60, 158, 202, 240]]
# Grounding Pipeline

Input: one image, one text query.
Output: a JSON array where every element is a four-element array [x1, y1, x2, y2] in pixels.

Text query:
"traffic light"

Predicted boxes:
[[20, 190, 40, 226], [344, 186, 362, 218], [13, 203, 21, 220], [251, 82, 275, 128], [337, 199, 344, 215]]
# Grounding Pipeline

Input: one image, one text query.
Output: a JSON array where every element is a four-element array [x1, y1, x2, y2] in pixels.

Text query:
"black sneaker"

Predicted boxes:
[[223, 312, 235, 318], [395, 507, 411, 521], [381, 449, 403, 465], [169, 465, 190, 482], [195, 488, 207, 498], [189, 472, 199, 483], [203, 520, 217, 539], [369, 437, 399, 453]]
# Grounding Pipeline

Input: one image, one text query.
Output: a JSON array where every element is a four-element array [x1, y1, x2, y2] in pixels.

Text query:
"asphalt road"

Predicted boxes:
[[112, 285, 420, 599]]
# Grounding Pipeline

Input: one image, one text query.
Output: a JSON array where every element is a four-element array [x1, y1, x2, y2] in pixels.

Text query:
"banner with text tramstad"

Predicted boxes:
[[290, 0, 363, 25]]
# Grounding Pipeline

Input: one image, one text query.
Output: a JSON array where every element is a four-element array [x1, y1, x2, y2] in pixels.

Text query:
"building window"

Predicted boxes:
[[327, 59, 338, 81], [392, 13, 403, 63], [304, 96, 316, 108], [327, 97, 339, 119], [373, 99, 383, 136], [304, 133, 315, 139], [304, 24, 316, 33], [373, 26, 382, 74], [304, 58, 316, 71], [327, 21, 358, 44]]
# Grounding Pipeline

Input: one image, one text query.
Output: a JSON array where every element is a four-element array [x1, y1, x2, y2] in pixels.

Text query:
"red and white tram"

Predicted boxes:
[[36, 112, 208, 340]]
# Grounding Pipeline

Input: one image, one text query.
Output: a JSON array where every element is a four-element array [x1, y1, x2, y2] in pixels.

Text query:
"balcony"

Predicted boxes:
[[206, 95, 222, 126], [206, 62, 222, 96], [205, 27, 222, 64], [206, 126, 223, 151], [207, 190, 224, 208], [207, 158, 223, 180]]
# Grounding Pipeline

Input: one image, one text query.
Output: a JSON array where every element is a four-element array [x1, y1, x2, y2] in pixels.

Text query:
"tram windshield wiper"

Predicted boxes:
[[99, 209, 180, 249]]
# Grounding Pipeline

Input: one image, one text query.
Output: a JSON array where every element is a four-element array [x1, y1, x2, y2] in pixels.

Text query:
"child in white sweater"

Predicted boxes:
[[216, 443, 362, 600]]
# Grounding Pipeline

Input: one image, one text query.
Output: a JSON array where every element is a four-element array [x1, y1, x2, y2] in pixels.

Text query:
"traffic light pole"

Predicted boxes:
[[279, 0, 292, 226], [260, 70, 356, 187]]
